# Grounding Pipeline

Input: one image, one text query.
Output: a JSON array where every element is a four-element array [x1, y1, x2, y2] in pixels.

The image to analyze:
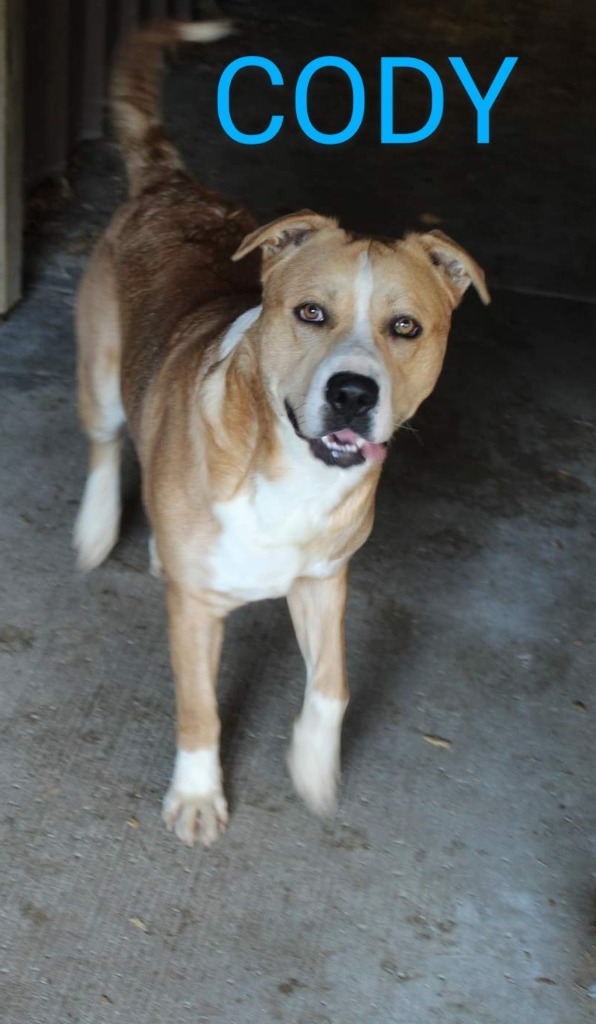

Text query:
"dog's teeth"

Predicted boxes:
[[320, 434, 361, 456]]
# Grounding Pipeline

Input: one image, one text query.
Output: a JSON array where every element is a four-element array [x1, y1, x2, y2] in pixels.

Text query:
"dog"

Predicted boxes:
[[73, 19, 490, 846]]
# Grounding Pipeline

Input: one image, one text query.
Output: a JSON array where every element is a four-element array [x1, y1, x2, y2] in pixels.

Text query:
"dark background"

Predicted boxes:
[[24, 0, 595, 300]]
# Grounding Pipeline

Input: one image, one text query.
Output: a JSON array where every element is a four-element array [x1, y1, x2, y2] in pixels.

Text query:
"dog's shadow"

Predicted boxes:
[[343, 588, 414, 760], [118, 442, 145, 550]]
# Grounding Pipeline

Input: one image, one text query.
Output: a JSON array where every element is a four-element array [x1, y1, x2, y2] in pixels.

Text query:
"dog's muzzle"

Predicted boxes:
[[285, 373, 388, 470]]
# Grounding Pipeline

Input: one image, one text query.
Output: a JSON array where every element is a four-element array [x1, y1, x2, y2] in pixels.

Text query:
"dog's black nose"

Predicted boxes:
[[326, 372, 379, 419]]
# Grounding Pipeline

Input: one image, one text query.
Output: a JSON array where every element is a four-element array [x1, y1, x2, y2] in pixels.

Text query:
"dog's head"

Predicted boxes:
[[233, 211, 489, 469]]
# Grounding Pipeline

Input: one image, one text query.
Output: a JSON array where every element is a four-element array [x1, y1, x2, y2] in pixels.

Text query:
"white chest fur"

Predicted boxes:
[[208, 431, 367, 601]]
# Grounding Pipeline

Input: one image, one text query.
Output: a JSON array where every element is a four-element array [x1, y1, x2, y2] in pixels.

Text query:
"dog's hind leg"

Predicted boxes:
[[149, 533, 163, 577], [73, 245, 126, 571]]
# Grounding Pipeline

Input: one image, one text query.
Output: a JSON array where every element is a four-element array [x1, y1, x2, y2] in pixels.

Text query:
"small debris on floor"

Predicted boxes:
[[423, 734, 452, 750], [129, 917, 149, 933]]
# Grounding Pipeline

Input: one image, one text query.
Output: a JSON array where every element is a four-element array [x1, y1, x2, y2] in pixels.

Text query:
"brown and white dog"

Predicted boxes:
[[74, 20, 489, 846]]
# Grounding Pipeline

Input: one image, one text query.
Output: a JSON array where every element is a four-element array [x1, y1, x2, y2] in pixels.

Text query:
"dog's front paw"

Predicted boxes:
[[287, 738, 338, 815], [163, 787, 228, 847], [163, 748, 228, 847], [286, 693, 347, 816]]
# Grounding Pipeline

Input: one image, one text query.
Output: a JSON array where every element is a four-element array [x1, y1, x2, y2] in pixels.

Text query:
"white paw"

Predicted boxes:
[[163, 748, 228, 847], [287, 738, 338, 815], [163, 788, 228, 847], [73, 463, 120, 571], [286, 693, 347, 816]]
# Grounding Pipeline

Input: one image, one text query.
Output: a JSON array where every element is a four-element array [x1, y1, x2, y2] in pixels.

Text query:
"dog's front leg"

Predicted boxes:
[[163, 582, 228, 847], [286, 568, 349, 815]]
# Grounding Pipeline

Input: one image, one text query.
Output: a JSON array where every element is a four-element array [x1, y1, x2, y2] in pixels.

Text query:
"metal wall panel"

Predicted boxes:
[[1, 0, 23, 312], [23, 0, 198, 187]]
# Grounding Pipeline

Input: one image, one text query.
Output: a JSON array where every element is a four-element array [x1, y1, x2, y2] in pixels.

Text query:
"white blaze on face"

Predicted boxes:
[[301, 247, 393, 442], [353, 250, 375, 348], [349, 249, 394, 439]]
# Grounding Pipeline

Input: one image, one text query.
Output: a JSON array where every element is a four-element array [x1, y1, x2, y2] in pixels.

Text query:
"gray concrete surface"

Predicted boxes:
[[1, 2, 595, 1022]]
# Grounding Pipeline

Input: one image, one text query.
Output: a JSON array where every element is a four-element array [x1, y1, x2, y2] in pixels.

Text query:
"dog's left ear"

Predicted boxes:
[[232, 210, 337, 271], [413, 230, 491, 307]]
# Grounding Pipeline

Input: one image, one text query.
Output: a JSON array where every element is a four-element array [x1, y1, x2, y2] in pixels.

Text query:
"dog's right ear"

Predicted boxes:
[[232, 210, 337, 271]]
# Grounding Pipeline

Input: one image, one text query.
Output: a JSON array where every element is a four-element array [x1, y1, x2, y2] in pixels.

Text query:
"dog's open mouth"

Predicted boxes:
[[285, 402, 387, 469], [310, 429, 387, 468]]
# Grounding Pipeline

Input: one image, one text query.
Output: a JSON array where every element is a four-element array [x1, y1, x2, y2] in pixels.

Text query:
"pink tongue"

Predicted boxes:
[[333, 428, 387, 465]]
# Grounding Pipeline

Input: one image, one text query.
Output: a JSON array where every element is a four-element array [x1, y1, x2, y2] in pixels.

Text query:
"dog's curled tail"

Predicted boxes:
[[111, 19, 232, 197]]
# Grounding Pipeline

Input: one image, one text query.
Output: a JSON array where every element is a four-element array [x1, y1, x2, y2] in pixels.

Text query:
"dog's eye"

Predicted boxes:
[[296, 303, 326, 324], [391, 316, 422, 339]]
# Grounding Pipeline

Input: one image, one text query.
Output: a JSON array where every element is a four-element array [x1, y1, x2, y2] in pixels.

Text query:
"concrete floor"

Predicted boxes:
[[1, 2, 595, 1022]]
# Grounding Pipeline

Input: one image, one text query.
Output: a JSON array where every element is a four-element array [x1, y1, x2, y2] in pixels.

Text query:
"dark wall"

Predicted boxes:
[[23, 0, 196, 186]]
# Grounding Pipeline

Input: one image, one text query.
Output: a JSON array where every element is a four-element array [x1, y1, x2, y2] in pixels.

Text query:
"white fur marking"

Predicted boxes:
[[163, 747, 228, 847], [74, 461, 120, 571], [208, 423, 365, 600], [287, 691, 348, 815], [302, 250, 393, 440], [90, 376, 125, 444], [169, 747, 222, 796], [219, 305, 262, 360], [354, 250, 374, 347], [148, 534, 162, 577]]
